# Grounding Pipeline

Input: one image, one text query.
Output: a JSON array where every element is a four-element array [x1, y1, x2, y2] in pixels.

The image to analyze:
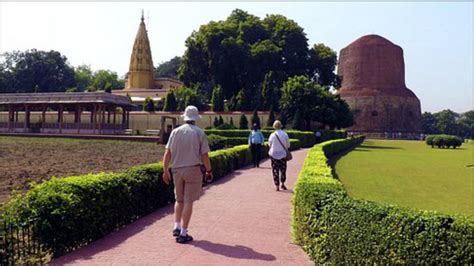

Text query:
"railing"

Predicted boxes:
[[0, 218, 46, 265], [0, 122, 127, 131]]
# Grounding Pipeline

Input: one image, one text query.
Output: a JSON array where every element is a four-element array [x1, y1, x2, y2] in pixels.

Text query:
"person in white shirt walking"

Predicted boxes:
[[268, 120, 290, 191], [163, 105, 213, 244]]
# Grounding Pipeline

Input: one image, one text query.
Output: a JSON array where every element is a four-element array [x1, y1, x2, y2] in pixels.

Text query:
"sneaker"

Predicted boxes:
[[281, 184, 288, 190], [176, 234, 193, 244], [172, 228, 181, 237], [276, 186, 280, 191]]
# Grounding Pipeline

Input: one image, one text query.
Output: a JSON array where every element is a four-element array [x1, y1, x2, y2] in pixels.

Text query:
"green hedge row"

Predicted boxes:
[[292, 137, 474, 264], [2, 140, 302, 260], [204, 129, 345, 148], [426, 134, 463, 149]]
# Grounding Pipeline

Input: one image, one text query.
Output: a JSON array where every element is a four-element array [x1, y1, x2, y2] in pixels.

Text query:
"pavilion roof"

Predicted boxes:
[[0, 92, 134, 107]]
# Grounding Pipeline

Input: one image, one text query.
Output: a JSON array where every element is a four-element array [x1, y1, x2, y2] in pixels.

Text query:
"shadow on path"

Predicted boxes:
[[191, 240, 276, 261], [53, 205, 174, 264]]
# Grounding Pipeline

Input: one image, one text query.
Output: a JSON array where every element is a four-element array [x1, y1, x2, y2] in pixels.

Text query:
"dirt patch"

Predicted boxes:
[[0, 137, 165, 203]]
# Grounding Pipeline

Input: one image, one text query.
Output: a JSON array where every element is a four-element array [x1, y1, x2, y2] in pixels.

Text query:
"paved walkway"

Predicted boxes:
[[53, 149, 312, 265]]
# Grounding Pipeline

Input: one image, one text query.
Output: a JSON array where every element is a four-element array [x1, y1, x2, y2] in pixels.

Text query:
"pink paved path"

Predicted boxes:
[[53, 149, 312, 265]]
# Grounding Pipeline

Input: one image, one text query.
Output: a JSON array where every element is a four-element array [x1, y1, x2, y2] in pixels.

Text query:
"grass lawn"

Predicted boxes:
[[336, 139, 473, 217]]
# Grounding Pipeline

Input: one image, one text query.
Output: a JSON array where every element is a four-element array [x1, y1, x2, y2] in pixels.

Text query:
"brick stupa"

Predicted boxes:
[[338, 34, 421, 134]]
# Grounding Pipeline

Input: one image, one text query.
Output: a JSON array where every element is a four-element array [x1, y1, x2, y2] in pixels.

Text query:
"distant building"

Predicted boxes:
[[113, 13, 183, 109], [337, 35, 421, 137]]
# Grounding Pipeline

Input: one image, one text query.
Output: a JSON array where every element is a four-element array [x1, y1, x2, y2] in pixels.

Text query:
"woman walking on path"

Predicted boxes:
[[268, 120, 290, 191], [248, 123, 264, 168]]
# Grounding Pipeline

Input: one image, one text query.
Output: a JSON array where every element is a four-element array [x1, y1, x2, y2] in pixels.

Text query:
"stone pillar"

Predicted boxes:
[[41, 105, 47, 133], [7, 105, 13, 132], [76, 105, 81, 134], [24, 104, 30, 132], [58, 105, 64, 134], [93, 104, 97, 134]]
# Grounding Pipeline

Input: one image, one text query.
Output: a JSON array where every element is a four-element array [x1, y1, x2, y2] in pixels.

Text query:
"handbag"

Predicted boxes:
[[275, 133, 292, 161]]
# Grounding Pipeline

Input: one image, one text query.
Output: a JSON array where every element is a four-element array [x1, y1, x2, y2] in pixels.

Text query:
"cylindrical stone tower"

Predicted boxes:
[[338, 34, 421, 134]]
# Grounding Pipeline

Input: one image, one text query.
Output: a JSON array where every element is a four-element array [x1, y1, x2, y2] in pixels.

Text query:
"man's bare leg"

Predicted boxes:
[[181, 202, 194, 230], [175, 201, 184, 224]]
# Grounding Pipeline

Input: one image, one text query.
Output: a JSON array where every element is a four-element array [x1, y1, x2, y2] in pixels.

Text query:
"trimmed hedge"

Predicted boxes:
[[292, 137, 474, 264], [204, 129, 345, 148], [207, 134, 227, 150], [426, 134, 463, 149], [2, 140, 302, 260]]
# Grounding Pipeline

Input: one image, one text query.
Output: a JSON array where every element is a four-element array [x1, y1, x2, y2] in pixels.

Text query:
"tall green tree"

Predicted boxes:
[[308, 43, 339, 88], [178, 9, 334, 111], [163, 91, 177, 111], [211, 85, 225, 111], [261, 71, 280, 111], [155, 56, 182, 79], [280, 75, 353, 130], [434, 109, 459, 135], [143, 97, 155, 112], [267, 109, 276, 127], [421, 112, 438, 134], [251, 110, 261, 128], [457, 110, 474, 138], [74, 65, 94, 92], [239, 114, 249, 129], [0, 49, 76, 93], [91, 70, 124, 91]]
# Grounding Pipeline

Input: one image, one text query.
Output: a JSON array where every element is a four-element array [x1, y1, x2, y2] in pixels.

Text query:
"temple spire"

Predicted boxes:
[[125, 11, 154, 90]]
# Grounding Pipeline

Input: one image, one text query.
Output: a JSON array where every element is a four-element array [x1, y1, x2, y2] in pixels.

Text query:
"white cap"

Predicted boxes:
[[181, 105, 201, 121]]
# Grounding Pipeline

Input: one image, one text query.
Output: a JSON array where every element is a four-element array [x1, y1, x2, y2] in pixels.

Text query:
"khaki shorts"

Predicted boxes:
[[172, 165, 203, 203]]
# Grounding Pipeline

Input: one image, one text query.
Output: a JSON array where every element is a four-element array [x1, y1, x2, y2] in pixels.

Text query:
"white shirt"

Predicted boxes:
[[165, 123, 210, 169], [268, 130, 290, 160]]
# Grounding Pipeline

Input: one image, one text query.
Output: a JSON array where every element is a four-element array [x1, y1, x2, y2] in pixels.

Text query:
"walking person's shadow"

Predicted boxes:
[[191, 240, 276, 261]]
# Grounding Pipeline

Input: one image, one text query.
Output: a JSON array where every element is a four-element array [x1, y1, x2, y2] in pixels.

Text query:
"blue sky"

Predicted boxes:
[[0, 2, 472, 113]]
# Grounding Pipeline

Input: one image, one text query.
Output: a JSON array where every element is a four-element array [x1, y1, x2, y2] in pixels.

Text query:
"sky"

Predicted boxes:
[[0, 2, 472, 113]]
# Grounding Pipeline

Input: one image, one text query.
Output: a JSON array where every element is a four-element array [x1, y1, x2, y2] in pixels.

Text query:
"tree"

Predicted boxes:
[[143, 97, 155, 112], [267, 108, 275, 127], [251, 110, 260, 128], [292, 109, 304, 130], [163, 91, 177, 111], [174, 86, 206, 111], [261, 71, 280, 111], [239, 114, 249, 129], [308, 43, 339, 88], [178, 9, 333, 110], [457, 110, 474, 138], [421, 112, 438, 134], [434, 109, 459, 135], [154, 56, 182, 79], [74, 65, 94, 92], [91, 70, 124, 91], [231, 88, 253, 111], [211, 85, 225, 111], [280, 75, 353, 130], [0, 49, 76, 93]]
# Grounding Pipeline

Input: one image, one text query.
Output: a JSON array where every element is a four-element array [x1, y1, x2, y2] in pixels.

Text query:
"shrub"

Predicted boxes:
[[216, 123, 236, 130], [207, 134, 227, 150], [204, 129, 346, 148], [426, 134, 463, 149], [2, 141, 303, 261], [239, 114, 248, 129], [251, 110, 260, 128], [292, 136, 474, 264]]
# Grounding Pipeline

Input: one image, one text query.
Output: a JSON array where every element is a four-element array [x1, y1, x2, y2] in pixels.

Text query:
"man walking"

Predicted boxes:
[[162, 105, 213, 244]]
